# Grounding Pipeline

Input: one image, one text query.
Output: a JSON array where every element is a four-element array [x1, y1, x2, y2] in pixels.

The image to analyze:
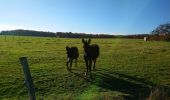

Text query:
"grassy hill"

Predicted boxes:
[[0, 35, 170, 99]]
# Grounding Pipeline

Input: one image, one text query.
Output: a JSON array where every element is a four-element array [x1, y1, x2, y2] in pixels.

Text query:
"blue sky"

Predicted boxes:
[[0, 0, 170, 35]]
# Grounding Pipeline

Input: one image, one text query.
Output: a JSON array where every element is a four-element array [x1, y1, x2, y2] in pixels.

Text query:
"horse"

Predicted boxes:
[[82, 38, 99, 76], [66, 46, 79, 71]]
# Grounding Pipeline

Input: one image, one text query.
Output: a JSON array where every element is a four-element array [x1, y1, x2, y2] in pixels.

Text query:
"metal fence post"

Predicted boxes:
[[19, 57, 36, 100]]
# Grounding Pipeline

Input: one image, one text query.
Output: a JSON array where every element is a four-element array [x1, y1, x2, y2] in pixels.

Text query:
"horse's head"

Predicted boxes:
[[82, 38, 91, 55]]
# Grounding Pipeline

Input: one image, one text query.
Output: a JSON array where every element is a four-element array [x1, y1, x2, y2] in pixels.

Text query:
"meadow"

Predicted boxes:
[[0, 35, 170, 100]]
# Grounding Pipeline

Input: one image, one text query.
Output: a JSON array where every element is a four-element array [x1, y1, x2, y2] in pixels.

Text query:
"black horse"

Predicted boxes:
[[66, 46, 79, 71], [82, 38, 99, 76]]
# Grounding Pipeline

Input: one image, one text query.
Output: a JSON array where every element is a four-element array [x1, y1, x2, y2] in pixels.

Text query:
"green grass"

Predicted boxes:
[[0, 35, 170, 99]]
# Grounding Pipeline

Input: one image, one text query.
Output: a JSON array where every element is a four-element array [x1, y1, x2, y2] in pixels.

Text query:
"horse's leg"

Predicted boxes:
[[75, 58, 77, 67], [89, 60, 92, 76], [67, 62, 69, 71], [93, 59, 96, 70], [67, 58, 69, 71], [70, 59, 73, 71], [85, 59, 88, 75], [67, 57, 70, 71]]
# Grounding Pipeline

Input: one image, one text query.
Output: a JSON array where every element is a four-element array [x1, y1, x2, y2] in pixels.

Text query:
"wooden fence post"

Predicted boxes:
[[19, 57, 36, 100]]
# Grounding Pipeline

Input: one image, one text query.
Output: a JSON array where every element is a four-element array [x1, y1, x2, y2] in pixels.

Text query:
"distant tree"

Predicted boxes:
[[149, 22, 170, 41], [151, 22, 170, 35]]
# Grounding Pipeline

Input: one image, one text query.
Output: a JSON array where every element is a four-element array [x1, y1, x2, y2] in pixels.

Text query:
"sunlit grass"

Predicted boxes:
[[0, 35, 170, 99]]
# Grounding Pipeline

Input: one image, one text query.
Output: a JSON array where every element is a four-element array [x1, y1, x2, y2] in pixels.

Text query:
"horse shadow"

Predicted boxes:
[[95, 71, 152, 99], [71, 68, 155, 99], [70, 68, 170, 99]]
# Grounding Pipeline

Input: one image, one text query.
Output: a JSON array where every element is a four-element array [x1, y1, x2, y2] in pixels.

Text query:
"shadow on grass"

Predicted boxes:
[[96, 72, 150, 99], [70, 69, 91, 82], [57, 69, 169, 100], [71, 68, 156, 99], [94, 69, 170, 99]]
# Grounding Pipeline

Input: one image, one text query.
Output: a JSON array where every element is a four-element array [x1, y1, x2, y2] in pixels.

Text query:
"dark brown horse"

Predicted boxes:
[[82, 38, 99, 76], [66, 46, 79, 71]]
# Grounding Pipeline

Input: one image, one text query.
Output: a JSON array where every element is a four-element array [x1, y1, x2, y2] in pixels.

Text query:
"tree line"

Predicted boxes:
[[56, 32, 115, 38], [0, 29, 115, 38], [1, 26, 169, 41], [0, 30, 56, 37]]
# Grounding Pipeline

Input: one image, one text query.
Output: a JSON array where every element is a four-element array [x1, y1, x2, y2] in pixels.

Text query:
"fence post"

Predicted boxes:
[[19, 57, 36, 100]]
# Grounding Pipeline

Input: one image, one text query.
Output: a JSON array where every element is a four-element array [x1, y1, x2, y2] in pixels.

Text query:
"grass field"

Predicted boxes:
[[0, 35, 170, 100]]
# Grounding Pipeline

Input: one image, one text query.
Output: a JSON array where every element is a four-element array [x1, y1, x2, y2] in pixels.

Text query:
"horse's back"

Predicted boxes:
[[91, 44, 99, 58], [71, 47, 79, 58]]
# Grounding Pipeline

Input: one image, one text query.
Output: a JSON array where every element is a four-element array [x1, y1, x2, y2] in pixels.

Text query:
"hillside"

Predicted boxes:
[[0, 29, 56, 37], [0, 29, 115, 38]]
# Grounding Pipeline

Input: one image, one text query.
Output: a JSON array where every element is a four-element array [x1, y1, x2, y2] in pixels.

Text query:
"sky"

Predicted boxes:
[[0, 0, 170, 35]]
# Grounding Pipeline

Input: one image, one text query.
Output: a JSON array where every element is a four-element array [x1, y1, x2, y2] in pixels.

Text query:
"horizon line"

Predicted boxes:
[[0, 28, 150, 36], [0, 24, 149, 35]]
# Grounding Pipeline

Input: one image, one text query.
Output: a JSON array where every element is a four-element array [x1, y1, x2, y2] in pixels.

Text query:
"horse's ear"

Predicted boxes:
[[82, 38, 85, 44], [88, 38, 91, 44], [66, 46, 69, 51]]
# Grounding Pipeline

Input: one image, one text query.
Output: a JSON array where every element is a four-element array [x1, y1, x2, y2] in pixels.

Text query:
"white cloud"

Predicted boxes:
[[0, 24, 29, 31], [0, 24, 53, 32]]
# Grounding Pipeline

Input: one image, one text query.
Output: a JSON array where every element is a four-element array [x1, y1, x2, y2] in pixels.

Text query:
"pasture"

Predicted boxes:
[[0, 35, 170, 99]]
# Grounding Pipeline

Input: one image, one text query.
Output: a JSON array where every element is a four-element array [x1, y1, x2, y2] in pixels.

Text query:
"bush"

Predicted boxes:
[[148, 34, 170, 41]]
